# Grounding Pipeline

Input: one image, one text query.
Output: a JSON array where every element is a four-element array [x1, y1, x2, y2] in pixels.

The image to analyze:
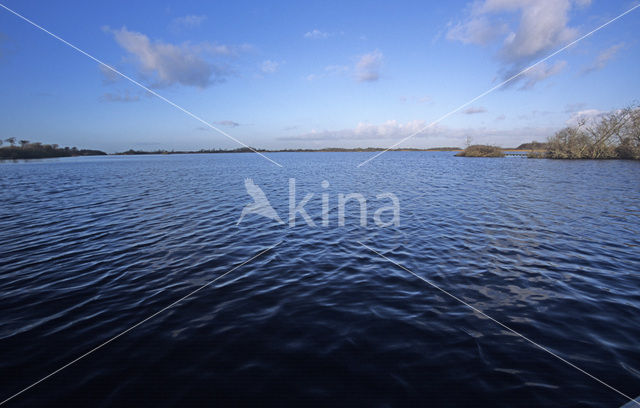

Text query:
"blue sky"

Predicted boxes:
[[0, 0, 638, 152]]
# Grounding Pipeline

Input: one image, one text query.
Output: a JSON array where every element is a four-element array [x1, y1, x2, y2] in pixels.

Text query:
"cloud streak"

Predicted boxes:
[[304, 29, 330, 39], [305, 50, 382, 83], [100, 90, 140, 102], [463, 106, 487, 114], [99, 64, 121, 84], [582, 43, 624, 74], [171, 15, 207, 30], [305, 64, 350, 81], [213, 120, 240, 127]]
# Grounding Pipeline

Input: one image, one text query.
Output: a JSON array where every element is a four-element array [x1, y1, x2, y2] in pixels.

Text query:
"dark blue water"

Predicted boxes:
[[1, 152, 639, 407]]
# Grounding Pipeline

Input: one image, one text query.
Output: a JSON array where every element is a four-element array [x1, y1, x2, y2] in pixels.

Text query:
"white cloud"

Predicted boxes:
[[494, 0, 578, 64], [171, 15, 207, 30], [106, 26, 237, 88], [582, 43, 624, 74], [278, 119, 555, 147], [463, 106, 487, 114], [304, 29, 330, 39], [280, 120, 428, 141], [565, 108, 604, 126], [447, 0, 586, 87], [261, 60, 281, 74], [356, 50, 383, 82]]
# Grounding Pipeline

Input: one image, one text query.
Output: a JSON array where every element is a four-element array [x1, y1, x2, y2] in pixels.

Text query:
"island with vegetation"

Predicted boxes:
[[455, 145, 505, 157], [0, 138, 106, 160]]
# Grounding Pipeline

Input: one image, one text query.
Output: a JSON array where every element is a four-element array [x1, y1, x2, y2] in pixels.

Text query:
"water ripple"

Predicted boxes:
[[0, 153, 639, 407]]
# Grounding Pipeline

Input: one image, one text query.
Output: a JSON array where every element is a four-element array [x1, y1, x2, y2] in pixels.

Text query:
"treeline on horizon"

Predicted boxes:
[[0, 138, 106, 159], [114, 146, 463, 155]]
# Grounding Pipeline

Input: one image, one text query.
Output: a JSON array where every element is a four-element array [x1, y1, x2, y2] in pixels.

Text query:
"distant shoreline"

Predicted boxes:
[[113, 147, 464, 155], [1, 145, 469, 160], [0, 145, 583, 160]]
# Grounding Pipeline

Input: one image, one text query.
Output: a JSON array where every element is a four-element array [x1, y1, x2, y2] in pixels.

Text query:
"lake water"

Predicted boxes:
[[1, 152, 639, 407]]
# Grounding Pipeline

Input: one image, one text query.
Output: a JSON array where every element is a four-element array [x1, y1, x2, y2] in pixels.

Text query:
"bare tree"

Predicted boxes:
[[615, 106, 640, 159], [545, 104, 639, 159], [19, 140, 30, 148], [5, 137, 16, 146]]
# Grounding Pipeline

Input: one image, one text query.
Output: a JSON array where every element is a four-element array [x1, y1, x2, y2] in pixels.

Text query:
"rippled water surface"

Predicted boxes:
[[1, 152, 639, 407]]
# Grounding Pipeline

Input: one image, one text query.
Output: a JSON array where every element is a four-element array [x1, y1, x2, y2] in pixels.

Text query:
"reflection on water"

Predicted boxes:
[[1, 152, 639, 407]]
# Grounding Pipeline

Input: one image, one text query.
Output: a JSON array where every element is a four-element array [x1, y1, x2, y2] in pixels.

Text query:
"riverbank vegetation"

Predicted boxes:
[[456, 105, 639, 160], [455, 145, 504, 157], [532, 105, 640, 159], [516, 141, 547, 150], [0, 139, 106, 159]]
